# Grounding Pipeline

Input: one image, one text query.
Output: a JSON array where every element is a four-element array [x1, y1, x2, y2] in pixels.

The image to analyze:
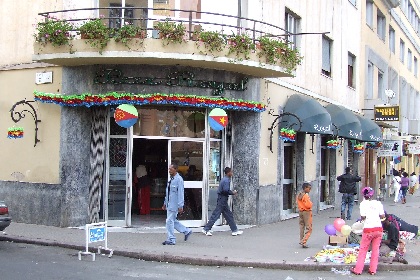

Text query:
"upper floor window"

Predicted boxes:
[[408, 49, 412, 71], [322, 36, 332, 77], [367, 62, 374, 99], [285, 9, 301, 49], [348, 52, 356, 88], [400, 39, 405, 63], [377, 9, 386, 40], [389, 26, 395, 53], [414, 57, 418, 77], [366, 0, 374, 27]]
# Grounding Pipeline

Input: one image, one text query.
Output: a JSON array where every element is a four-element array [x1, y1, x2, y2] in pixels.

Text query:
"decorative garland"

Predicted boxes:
[[280, 128, 296, 142], [8, 127, 24, 139], [33, 91, 266, 112], [353, 143, 365, 154], [326, 140, 341, 149], [366, 142, 383, 149]]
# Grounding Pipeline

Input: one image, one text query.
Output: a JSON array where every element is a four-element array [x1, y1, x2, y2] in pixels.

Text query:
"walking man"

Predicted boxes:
[[202, 167, 243, 236], [162, 163, 192, 245], [337, 167, 361, 220], [297, 182, 313, 248]]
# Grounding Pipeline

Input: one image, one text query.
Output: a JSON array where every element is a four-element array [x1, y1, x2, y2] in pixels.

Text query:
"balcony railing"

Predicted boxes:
[[34, 7, 304, 77]]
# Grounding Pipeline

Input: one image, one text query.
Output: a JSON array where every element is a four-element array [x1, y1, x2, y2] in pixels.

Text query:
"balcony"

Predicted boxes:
[[33, 7, 302, 78]]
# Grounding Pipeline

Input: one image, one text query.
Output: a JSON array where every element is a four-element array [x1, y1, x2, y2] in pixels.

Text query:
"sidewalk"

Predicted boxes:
[[1, 191, 420, 271]]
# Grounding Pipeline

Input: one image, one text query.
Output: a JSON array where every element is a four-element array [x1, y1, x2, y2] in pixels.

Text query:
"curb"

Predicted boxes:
[[0, 235, 415, 271]]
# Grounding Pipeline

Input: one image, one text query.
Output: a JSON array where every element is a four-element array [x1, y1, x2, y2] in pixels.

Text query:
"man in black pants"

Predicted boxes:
[[202, 167, 243, 236], [337, 167, 361, 220]]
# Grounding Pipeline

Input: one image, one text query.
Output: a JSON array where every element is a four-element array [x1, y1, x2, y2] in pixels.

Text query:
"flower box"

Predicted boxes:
[[326, 140, 341, 149], [280, 128, 296, 142]]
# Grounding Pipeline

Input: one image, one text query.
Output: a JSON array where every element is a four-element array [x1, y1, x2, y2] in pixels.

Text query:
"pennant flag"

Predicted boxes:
[[393, 156, 402, 164], [209, 108, 228, 131], [114, 104, 138, 128]]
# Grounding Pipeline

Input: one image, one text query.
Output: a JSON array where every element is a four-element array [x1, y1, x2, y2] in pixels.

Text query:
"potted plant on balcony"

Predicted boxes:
[[195, 29, 226, 55], [226, 32, 255, 61], [155, 20, 186, 45], [34, 17, 75, 52], [78, 17, 111, 54], [114, 22, 146, 49]]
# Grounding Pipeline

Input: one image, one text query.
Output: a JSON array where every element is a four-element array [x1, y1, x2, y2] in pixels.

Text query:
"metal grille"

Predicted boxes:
[[109, 138, 127, 167]]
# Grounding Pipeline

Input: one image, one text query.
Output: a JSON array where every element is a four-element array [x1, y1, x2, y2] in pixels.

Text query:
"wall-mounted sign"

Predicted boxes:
[[408, 143, 420, 154], [377, 140, 403, 157], [374, 105, 399, 121]]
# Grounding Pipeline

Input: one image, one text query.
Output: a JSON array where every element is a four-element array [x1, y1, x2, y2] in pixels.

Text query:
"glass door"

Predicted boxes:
[[168, 140, 204, 227], [105, 109, 133, 227]]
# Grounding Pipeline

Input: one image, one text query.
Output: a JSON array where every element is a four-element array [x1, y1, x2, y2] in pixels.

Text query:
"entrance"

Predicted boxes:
[[105, 107, 224, 228]]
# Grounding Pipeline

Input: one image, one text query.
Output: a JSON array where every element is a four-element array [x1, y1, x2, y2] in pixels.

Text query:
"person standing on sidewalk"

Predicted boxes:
[[400, 172, 409, 204], [162, 163, 192, 245], [202, 167, 243, 236], [350, 187, 385, 276], [409, 172, 418, 195], [379, 175, 387, 200], [391, 169, 402, 203], [297, 182, 312, 248], [337, 167, 361, 220]]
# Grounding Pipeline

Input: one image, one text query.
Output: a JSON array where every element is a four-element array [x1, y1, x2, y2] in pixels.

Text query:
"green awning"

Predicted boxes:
[[357, 115, 383, 142], [325, 104, 362, 140], [280, 94, 333, 135]]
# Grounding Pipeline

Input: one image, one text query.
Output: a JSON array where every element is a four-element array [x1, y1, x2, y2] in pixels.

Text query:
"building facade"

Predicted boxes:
[[1, 0, 417, 228]]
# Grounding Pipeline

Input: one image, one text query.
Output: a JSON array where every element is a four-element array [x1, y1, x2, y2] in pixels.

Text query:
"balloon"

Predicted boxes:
[[340, 225, 352, 236], [334, 218, 346, 231], [325, 224, 336, 236]]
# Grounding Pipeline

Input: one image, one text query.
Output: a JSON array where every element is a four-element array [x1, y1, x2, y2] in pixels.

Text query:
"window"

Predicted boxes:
[[407, 49, 412, 71], [285, 9, 300, 49], [366, 0, 373, 27], [389, 26, 395, 53], [322, 36, 332, 77], [400, 39, 405, 63], [378, 71, 384, 99], [367, 62, 373, 98], [414, 57, 418, 77], [348, 52, 356, 88], [377, 9, 386, 40]]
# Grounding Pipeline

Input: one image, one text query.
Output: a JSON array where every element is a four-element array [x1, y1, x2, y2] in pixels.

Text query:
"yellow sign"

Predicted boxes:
[[374, 106, 399, 121]]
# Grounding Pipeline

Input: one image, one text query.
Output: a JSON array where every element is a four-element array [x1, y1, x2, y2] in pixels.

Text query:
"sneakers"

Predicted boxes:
[[184, 230, 192, 241], [232, 230, 243, 236], [162, 240, 175, 245], [202, 229, 212, 236]]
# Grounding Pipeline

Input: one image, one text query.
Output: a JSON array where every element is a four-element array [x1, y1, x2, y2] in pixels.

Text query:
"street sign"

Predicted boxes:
[[377, 140, 403, 157], [374, 106, 399, 121], [78, 222, 113, 261]]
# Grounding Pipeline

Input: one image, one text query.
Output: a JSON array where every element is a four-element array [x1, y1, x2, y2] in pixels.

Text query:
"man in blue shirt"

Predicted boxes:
[[202, 167, 243, 236], [162, 163, 192, 245]]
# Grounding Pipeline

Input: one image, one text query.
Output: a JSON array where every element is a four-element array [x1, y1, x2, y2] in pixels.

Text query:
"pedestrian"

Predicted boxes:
[[350, 187, 385, 276], [202, 167, 243, 236], [400, 172, 409, 204], [337, 167, 361, 220], [297, 182, 313, 248], [409, 172, 417, 195], [379, 175, 386, 200], [161, 163, 192, 245], [380, 218, 408, 264], [391, 169, 401, 203]]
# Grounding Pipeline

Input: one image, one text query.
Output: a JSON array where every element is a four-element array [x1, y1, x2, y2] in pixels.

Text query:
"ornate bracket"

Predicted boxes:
[[267, 109, 302, 153], [10, 99, 41, 147]]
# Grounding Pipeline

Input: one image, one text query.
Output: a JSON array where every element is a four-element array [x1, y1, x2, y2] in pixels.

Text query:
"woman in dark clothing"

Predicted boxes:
[[386, 213, 419, 235]]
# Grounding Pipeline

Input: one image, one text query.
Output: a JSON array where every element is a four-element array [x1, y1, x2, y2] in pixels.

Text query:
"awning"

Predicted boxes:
[[280, 94, 333, 135], [357, 115, 383, 142], [325, 104, 362, 140]]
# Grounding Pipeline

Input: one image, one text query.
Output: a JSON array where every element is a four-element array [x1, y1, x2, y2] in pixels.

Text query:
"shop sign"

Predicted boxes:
[[377, 140, 403, 157], [408, 143, 420, 154], [94, 69, 248, 96], [374, 106, 399, 121]]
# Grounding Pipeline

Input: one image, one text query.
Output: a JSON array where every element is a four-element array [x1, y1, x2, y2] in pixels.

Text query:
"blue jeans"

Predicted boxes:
[[203, 195, 238, 232], [165, 210, 189, 244], [341, 193, 354, 220]]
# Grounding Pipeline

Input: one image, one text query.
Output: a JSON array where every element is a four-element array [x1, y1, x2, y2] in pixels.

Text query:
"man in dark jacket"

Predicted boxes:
[[337, 167, 361, 220], [380, 218, 408, 264]]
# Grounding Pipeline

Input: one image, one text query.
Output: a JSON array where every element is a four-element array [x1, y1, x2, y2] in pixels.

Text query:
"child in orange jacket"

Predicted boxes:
[[296, 182, 313, 248]]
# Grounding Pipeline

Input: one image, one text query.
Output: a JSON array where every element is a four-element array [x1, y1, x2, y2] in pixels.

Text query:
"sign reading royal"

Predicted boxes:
[[377, 140, 403, 157], [374, 106, 399, 121]]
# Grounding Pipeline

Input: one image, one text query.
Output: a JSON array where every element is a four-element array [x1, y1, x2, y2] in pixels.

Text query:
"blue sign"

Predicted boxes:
[[89, 226, 105, 243]]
